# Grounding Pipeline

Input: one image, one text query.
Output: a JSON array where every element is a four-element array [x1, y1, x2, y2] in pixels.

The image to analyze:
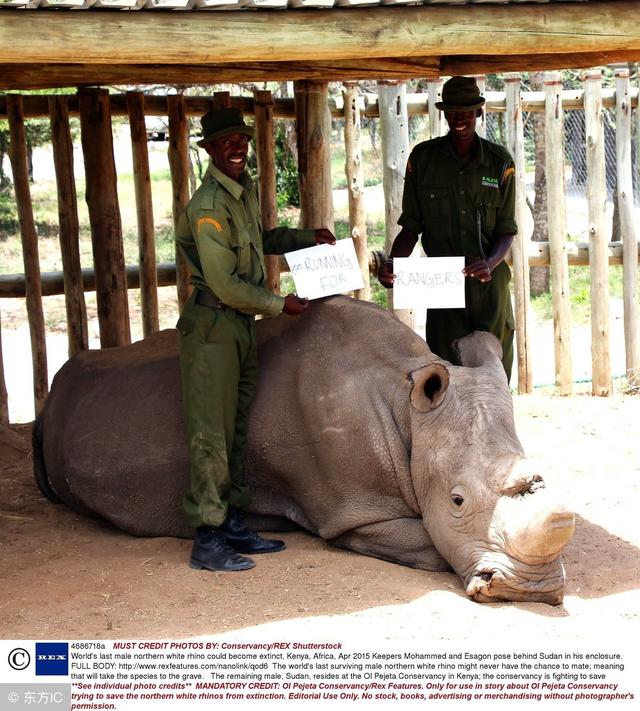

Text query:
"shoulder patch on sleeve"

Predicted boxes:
[[197, 216, 223, 234], [501, 164, 515, 186]]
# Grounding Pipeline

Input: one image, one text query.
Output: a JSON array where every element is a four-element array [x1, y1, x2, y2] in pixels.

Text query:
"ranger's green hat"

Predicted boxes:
[[435, 76, 485, 112], [197, 108, 255, 147]]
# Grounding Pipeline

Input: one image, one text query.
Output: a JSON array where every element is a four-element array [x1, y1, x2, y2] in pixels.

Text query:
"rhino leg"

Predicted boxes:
[[330, 518, 451, 572]]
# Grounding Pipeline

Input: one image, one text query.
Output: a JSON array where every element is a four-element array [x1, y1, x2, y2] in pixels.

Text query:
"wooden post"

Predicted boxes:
[[7, 94, 48, 414], [253, 89, 280, 294], [584, 69, 611, 396], [48, 95, 88, 357], [504, 73, 533, 394], [378, 80, 413, 329], [294, 80, 335, 232], [474, 75, 487, 139], [427, 79, 445, 139], [343, 82, 370, 301], [0, 315, 9, 428], [78, 88, 131, 348], [614, 65, 639, 382], [127, 91, 159, 338], [213, 92, 231, 110], [167, 93, 192, 309], [544, 72, 573, 394]]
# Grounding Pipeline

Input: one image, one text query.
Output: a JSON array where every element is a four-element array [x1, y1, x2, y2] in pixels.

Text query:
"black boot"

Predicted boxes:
[[220, 506, 286, 554], [190, 525, 255, 572]]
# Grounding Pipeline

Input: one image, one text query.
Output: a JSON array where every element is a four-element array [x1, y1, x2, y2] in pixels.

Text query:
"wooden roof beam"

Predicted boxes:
[[1, 2, 639, 66], [3, 48, 640, 92], [0, 57, 441, 91]]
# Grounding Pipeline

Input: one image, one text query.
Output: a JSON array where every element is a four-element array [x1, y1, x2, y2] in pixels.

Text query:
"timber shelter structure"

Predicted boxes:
[[1, 0, 640, 424]]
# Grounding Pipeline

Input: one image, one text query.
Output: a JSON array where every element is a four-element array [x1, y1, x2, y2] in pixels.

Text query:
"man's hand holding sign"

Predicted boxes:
[[286, 238, 364, 301], [391, 257, 466, 310]]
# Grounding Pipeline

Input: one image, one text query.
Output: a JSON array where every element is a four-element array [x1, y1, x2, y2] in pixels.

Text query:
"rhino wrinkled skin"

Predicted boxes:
[[34, 296, 574, 604]]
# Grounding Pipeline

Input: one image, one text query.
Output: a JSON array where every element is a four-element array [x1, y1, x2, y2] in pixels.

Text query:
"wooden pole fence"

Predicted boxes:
[[2, 75, 640, 423], [2, 242, 638, 301], [127, 91, 160, 338], [378, 80, 413, 329], [584, 69, 611, 396], [294, 80, 335, 232], [253, 89, 281, 295], [614, 66, 640, 381], [544, 71, 573, 395], [167, 93, 192, 310], [505, 73, 533, 395], [7, 94, 49, 415], [0, 314, 9, 428], [2, 89, 639, 122], [78, 87, 131, 349], [343, 82, 370, 301], [48, 95, 89, 357]]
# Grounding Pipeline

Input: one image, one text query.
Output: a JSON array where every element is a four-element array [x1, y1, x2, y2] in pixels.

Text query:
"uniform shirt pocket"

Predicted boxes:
[[234, 226, 252, 276], [420, 186, 451, 219], [478, 189, 503, 233]]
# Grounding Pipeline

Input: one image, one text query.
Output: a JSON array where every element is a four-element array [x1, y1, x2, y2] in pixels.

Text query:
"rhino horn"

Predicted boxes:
[[503, 496, 575, 564], [409, 362, 450, 413], [499, 460, 576, 564]]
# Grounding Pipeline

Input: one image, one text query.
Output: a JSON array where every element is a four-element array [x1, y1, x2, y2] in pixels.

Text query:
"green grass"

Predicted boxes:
[[530, 264, 630, 325]]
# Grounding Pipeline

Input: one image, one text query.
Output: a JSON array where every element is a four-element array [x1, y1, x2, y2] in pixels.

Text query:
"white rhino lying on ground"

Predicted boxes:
[[34, 296, 574, 604]]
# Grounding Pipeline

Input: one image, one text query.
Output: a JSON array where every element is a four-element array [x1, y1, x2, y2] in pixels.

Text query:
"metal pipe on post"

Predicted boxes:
[[253, 89, 280, 295], [544, 72, 573, 394], [583, 69, 611, 396], [504, 73, 533, 394], [343, 82, 370, 301], [614, 65, 639, 384], [7, 94, 49, 415], [378, 80, 413, 330]]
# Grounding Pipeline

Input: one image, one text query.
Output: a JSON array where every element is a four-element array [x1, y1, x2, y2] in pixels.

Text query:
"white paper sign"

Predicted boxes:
[[285, 239, 365, 300], [393, 256, 466, 309]]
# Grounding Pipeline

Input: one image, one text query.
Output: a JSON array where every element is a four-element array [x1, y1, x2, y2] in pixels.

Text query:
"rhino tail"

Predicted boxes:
[[32, 413, 62, 504]]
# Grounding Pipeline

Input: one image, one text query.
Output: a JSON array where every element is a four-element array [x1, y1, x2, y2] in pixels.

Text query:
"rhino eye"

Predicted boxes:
[[452, 494, 464, 507]]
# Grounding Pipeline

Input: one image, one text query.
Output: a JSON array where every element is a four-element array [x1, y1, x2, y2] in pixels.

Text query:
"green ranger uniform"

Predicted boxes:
[[176, 162, 316, 529], [398, 135, 518, 380]]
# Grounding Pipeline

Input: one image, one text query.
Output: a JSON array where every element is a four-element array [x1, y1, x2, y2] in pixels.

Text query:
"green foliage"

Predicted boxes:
[[0, 187, 18, 237], [274, 122, 300, 210]]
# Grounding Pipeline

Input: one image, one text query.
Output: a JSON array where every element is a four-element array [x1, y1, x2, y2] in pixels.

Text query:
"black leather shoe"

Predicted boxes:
[[220, 506, 286, 554], [190, 526, 255, 572]]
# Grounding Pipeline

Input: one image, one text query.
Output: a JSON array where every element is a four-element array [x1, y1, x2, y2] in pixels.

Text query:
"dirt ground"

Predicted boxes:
[[1, 392, 639, 650]]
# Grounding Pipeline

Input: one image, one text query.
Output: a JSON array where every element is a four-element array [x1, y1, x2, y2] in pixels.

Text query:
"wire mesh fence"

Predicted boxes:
[[485, 104, 639, 241]]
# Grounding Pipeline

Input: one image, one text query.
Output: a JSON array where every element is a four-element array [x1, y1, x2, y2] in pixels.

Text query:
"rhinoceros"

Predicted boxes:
[[33, 296, 574, 604]]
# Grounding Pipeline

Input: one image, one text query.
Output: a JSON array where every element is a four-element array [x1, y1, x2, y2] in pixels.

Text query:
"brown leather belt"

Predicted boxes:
[[195, 289, 225, 310]]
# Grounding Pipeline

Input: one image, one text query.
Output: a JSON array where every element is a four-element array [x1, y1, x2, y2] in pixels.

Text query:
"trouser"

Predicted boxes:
[[177, 291, 257, 529]]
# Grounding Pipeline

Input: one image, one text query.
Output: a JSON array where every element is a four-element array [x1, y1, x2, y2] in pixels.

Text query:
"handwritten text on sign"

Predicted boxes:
[[393, 256, 465, 309], [285, 239, 364, 300]]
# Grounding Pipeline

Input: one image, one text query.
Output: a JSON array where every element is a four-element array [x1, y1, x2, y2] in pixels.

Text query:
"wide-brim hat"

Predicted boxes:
[[435, 76, 485, 112], [197, 108, 255, 147]]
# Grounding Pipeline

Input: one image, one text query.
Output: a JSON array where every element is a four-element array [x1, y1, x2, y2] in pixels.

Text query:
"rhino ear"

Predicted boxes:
[[409, 362, 450, 413]]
